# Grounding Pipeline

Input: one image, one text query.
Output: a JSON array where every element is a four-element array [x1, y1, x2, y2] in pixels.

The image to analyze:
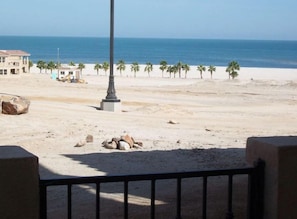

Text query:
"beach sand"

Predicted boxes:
[[1, 65, 297, 218]]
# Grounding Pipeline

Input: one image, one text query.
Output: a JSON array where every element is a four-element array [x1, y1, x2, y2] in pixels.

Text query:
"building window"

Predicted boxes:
[[0, 70, 3, 74], [60, 71, 65, 75]]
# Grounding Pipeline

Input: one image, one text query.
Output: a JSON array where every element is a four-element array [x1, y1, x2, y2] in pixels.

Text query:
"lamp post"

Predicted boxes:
[[57, 48, 60, 79], [101, 0, 121, 111]]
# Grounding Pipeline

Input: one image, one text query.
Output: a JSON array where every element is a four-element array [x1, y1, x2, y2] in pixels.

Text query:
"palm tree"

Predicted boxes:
[[197, 65, 206, 79], [36, 60, 46, 73], [69, 61, 76, 66], [47, 61, 56, 73], [102, 62, 109, 76], [94, 63, 102, 75], [167, 65, 178, 78], [208, 65, 216, 79], [166, 65, 173, 78], [144, 62, 153, 77], [182, 64, 190, 78], [44, 63, 48, 73], [226, 61, 240, 79], [78, 63, 85, 79], [116, 60, 126, 76], [176, 61, 183, 78], [172, 65, 178, 78], [131, 62, 139, 77], [159, 60, 167, 78], [29, 60, 33, 73], [226, 66, 232, 80]]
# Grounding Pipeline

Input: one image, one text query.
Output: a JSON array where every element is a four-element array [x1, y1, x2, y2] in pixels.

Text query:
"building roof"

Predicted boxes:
[[0, 50, 30, 56], [58, 64, 79, 70]]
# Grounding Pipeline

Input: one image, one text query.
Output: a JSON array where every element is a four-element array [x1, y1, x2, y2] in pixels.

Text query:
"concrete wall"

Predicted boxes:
[[0, 146, 39, 219], [246, 136, 297, 219]]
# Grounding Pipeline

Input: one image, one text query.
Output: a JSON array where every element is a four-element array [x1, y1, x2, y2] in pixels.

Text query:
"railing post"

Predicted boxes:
[[67, 184, 72, 219], [248, 159, 265, 219], [202, 176, 207, 219], [151, 179, 156, 219], [225, 175, 234, 219], [39, 182, 47, 219], [176, 178, 182, 219], [124, 180, 129, 219], [96, 183, 100, 219]]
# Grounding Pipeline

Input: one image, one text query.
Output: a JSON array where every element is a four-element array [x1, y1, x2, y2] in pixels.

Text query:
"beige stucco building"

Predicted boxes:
[[0, 50, 30, 75]]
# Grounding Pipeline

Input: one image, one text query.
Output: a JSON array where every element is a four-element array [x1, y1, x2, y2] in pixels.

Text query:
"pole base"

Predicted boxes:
[[100, 99, 121, 112]]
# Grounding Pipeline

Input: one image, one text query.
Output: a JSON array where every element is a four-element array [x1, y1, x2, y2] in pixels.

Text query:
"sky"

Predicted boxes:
[[1, 0, 297, 40]]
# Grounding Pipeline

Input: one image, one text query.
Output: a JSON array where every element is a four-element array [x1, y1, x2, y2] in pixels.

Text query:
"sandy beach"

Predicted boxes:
[[1, 65, 297, 218]]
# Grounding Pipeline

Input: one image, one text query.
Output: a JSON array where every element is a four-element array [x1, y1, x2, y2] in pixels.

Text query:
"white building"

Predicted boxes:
[[57, 65, 81, 80], [0, 50, 30, 75]]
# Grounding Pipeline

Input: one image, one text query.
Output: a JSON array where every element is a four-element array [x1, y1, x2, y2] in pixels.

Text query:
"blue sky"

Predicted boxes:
[[1, 0, 297, 40]]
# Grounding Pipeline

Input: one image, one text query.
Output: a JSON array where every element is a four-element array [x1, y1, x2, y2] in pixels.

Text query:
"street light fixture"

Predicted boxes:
[[101, 0, 121, 111]]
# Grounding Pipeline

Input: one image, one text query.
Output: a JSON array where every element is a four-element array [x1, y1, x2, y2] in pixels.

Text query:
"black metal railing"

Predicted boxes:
[[40, 160, 264, 219]]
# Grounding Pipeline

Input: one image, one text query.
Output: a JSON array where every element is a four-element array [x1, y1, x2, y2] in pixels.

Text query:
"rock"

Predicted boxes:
[[0, 97, 2, 114], [119, 141, 130, 150], [103, 135, 141, 150], [168, 120, 179, 124], [102, 140, 117, 149], [133, 143, 142, 149], [112, 137, 121, 145], [121, 134, 134, 148], [86, 135, 93, 143], [2, 96, 30, 115], [75, 140, 86, 147], [134, 141, 143, 147]]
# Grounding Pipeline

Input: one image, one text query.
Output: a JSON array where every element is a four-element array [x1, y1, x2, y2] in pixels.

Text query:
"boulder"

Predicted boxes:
[[119, 141, 130, 150], [86, 135, 93, 143], [112, 137, 121, 145], [134, 141, 143, 147], [2, 96, 30, 115], [102, 140, 117, 149], [0, 97, 2, 113], [133, 143, 142, 149], [74, 140, 86, 147], [103, 135, 142, 150], [121, 134, 134, 148]]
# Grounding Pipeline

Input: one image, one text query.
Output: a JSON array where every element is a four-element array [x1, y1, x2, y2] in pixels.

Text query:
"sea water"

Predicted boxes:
[[0, 36, 297, 68]]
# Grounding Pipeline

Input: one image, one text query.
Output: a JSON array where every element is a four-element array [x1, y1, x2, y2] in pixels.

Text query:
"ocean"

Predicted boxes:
[[0, 36, 297, 68]]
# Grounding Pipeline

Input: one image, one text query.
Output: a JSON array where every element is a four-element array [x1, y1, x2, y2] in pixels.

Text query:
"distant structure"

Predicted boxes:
[[57, 65, 80, 80], [0, 50, 30, 75]]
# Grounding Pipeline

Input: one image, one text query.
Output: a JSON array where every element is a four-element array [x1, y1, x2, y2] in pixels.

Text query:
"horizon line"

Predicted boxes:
[[1, 35, 297, 42]]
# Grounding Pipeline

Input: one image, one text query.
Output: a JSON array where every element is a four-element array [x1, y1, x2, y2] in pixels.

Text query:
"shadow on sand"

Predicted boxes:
[[40, 147, 250, 219]]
